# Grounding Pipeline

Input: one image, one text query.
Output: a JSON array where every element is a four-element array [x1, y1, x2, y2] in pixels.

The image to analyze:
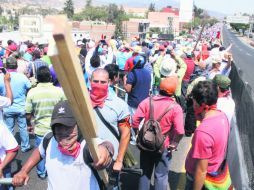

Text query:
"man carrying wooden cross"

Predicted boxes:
[[12, 100, 114, 190]]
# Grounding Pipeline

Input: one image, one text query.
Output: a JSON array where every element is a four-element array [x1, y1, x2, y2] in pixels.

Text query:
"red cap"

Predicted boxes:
[[159, 45, 165, 51], [43, 47, 48, 53]]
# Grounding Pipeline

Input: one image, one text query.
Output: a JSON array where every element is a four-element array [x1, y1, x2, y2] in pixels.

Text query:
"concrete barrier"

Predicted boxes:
[[229, 63, 254, 189]]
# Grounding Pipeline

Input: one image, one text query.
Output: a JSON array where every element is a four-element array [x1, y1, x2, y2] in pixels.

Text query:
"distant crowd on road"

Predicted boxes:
[[0, 22, 236, 190]]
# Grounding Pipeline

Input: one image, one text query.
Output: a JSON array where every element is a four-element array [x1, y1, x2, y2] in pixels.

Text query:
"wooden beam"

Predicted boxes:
[[192, 23, 206, 53], [47, 15, 108, 183]]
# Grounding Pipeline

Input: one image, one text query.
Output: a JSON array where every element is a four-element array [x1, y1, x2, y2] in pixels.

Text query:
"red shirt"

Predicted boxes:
[[183, 58, 195, 81], [185, 112, 230, 175], [202, 44, 209, 61], [132, 95, 184, 148], [124, 55, 137, 72]]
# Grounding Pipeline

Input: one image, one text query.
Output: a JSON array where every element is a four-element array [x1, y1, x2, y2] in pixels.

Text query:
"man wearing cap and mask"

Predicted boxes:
[[132, 76, 184, 190], [0, 57, 32, 153], [13, 100, 114, 190], [213, 74, 235, 123]]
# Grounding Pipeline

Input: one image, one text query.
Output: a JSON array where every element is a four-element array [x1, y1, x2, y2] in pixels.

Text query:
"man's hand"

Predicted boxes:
[[170, 50, 176, 59], [228, 54, 233, 62], [123, 74, 127, 85], [12, 171, 30, 186], [93, 145, 111, 170], [4, 73, 11, 83], [113, 160, 123, 172]]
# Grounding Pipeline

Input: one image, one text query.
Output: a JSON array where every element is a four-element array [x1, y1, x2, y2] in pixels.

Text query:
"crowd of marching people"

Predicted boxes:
[[0, 22, 236, 190]]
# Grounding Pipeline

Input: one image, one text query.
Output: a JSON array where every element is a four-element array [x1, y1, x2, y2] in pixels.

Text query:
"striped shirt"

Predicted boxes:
[[28, 59, 48, 78], [25, 83, 66, 136]]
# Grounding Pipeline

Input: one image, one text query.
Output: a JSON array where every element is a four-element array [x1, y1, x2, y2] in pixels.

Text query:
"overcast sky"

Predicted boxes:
[[92, 0, 253, 15], [192, 0, 253, 14]]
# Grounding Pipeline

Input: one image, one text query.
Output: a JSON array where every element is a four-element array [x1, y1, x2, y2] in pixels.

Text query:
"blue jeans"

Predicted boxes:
[[184, 175, 194, 190], [4, 111, 30, 152], [35, 135, 46, 177], [139, 150, 172, 190]]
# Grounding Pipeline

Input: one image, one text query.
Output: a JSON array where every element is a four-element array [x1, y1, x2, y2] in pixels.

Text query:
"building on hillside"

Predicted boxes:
[[123, 7, 147, 18], [148, 11, 180, 36], [122, 19, 150, 42], [161, 6, 179, 16], [72, 20, 116, 42]]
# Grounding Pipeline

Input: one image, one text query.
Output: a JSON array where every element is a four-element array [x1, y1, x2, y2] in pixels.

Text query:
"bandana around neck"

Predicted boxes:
[[58, 142, 81, 158]]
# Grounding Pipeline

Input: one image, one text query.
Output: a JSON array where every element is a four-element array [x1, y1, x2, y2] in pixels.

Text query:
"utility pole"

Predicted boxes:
[[248, 16, 253, 38]]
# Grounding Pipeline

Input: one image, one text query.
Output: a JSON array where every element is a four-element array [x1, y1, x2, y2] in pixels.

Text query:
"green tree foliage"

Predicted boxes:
[[148, 3, 156, 12], [230, 23, 249, 35], [149, 27, 162, 35], [0, 6, 3, 16], [72, 1, 128, 37], [194, 5, 204, 18], [85, 0, 92, 8], [63, 0, 74, 19]]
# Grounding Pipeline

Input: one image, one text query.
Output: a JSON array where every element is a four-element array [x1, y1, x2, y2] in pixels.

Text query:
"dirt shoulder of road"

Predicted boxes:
[[231, 30, 254, 49]]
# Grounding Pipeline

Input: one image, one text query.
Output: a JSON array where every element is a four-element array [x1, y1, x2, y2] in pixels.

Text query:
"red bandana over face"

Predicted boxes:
[[58, 142, 81, 158], [90, 83, 108, 108]]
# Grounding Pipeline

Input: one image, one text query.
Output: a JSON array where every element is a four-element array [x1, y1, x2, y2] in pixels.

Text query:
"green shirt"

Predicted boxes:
[[41, 56, 52, 65], [25, 83, 66, 136], [174, 56, 187, 96], [153, 55, 164, 87]]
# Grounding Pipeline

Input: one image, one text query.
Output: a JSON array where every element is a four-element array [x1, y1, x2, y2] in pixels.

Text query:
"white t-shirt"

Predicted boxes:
[[217, 96, 235, 123], [0, 124, 19, 163], [0, 96, 11, 122], [39, 138, 100, 190]]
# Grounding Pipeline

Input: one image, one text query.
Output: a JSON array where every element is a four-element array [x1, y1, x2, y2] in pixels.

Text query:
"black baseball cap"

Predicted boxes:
[[51, 100, 77, 128]]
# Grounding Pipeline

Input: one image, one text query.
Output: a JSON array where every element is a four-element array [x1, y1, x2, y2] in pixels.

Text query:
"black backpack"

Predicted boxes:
[[136, 95, 176, 153]]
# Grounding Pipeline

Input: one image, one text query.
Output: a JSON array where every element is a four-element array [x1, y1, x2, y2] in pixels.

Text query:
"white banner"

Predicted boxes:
[[226, 16, 250, 24], [19, 15, 43, 37], [179, 0, 194, 23]]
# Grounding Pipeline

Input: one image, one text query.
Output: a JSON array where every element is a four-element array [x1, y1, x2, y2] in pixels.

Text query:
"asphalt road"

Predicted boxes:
[[222, 26, 254, 91]]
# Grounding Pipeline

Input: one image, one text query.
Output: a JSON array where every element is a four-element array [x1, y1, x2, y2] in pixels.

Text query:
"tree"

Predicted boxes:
[[63, 0, 74, 19], [0, 6, 3, 16], [114, 19, 123, 38], [148, 3, 155, 12], [194, 5, 204, 18], [230, 23, 249, 36], [85, 0, 92, 8]]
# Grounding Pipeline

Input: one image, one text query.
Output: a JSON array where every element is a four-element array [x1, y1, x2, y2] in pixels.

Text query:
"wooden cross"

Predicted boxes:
[[47, 15, 108, 183]]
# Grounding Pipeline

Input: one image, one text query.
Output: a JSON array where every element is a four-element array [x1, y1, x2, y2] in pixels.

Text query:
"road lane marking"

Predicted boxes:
[[246, 53, 251, 56], [177, 121, 200, 189], [239, 48, 243, 51]]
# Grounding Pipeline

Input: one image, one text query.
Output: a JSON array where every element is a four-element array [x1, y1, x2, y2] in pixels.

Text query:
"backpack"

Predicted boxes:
[[136, 95, 176, 153], [29, 62, 38, 88]]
